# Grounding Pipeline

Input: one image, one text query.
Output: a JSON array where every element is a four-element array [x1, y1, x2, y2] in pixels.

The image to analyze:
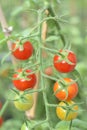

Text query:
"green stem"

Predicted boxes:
[[29, 16, 66, 35], [32, 119, 48, 128], [42, 72, 59, 81], [0, 100, 9, 116], [47, 6, 66, 46], [24, 88, 44, 94], [69, 120, 73, 130], [38, 9, 51, 125]]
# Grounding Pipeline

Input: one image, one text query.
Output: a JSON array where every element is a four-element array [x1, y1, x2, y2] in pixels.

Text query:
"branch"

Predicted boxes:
[[47, 6, 66, 46], [0, 4, 17, 65]]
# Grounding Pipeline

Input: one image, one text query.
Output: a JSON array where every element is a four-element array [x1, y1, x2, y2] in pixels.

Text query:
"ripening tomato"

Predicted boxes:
[[56, 100, 78, 121], [53, 78, 78, 101], [14, 92, 34, 111], [53, 50, 77, 73], [0, 117, 3, 127], [13, 69, 37, 91], [12, 41, 33, 60]]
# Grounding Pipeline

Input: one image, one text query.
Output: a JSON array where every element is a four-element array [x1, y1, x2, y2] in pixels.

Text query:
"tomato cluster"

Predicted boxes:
[[53, 49, 79, 121], [11, 40, 37, 111]]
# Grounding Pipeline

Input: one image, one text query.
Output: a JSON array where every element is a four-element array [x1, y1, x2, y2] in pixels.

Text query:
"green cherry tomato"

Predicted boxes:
[[14, 92, 34, 111]]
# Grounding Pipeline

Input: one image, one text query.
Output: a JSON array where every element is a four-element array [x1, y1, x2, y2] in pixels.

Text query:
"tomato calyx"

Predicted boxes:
[[13, 69, 33, 81], [59, 101, 79, 114], [55, 50, 75, 65], [15, 92, 29, 103], [12, 40, 24, 52]]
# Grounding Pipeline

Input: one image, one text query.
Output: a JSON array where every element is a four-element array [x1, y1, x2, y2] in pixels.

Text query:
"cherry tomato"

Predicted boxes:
[[12, 41, 33, 60], [53, 78, 78, 101], [56, 100, 78, 121], [44, 66, 53, 76], [0, 117, 3, 127], [14, 92, 34, 111], [53, 50, 77, 73], [0, 102, 2, 109], [13, 69, 37, 91]]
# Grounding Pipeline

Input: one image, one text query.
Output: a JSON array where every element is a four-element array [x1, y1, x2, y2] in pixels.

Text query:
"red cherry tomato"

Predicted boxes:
[[13, 69, 37, 91], [53, 50, 77, 73], [0, 117, 3, 127], [53, 78, 78, 101], [12, 41, 33, 60], [0, 102, 2, 109]]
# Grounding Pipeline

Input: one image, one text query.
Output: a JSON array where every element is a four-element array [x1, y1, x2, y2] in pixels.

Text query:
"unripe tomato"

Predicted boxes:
[[13, 69, 37, 91], [53, 50, 77, 73], [14, 92, 34, 111], [53, 78, 78, 101], [12, 41, 33, 60], [56, 100, 78, 121], [44, 66, 53, 76]]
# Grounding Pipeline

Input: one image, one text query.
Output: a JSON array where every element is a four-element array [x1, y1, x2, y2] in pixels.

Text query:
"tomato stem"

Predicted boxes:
[[69, 120, 73, 130], [47, 6, 66, 46], [0, 100, 9, 117]]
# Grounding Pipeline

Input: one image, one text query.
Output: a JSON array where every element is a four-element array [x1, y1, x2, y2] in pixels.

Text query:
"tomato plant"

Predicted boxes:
[[53, 50, 77, 73], [53, 78, 78, 101], [14, 92, 34, 111], [12, 69, 37, 91], [12, 40, 33, 60], [56, 100, 78, 121], [0, 0, 84, 130]]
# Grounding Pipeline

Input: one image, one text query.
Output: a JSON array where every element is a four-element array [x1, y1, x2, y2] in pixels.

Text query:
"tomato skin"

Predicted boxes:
[[0, 102, 2, 109], [53, 50, 77, 73], [53, 78, 78, 101], [13, 69, 37, 91], [0, 117, 3, 127], [12, 41, 33, 60], [14, 93, 34, 111], [56, 100, 78, 121]]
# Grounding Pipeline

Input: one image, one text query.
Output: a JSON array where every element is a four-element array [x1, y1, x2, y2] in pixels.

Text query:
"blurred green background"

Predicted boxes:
[[0, 0, 87, 130]]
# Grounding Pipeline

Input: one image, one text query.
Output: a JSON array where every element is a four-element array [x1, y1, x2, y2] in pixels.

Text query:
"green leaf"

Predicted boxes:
[[46, 36, 59, 42], [72, 119, 87, 129], [55, 121, 69, 130], [55, 120, 69, 128]]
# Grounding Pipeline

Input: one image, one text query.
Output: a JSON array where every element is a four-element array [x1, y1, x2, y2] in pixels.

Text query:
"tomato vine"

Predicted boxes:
[[0, 2, 84, 130]]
